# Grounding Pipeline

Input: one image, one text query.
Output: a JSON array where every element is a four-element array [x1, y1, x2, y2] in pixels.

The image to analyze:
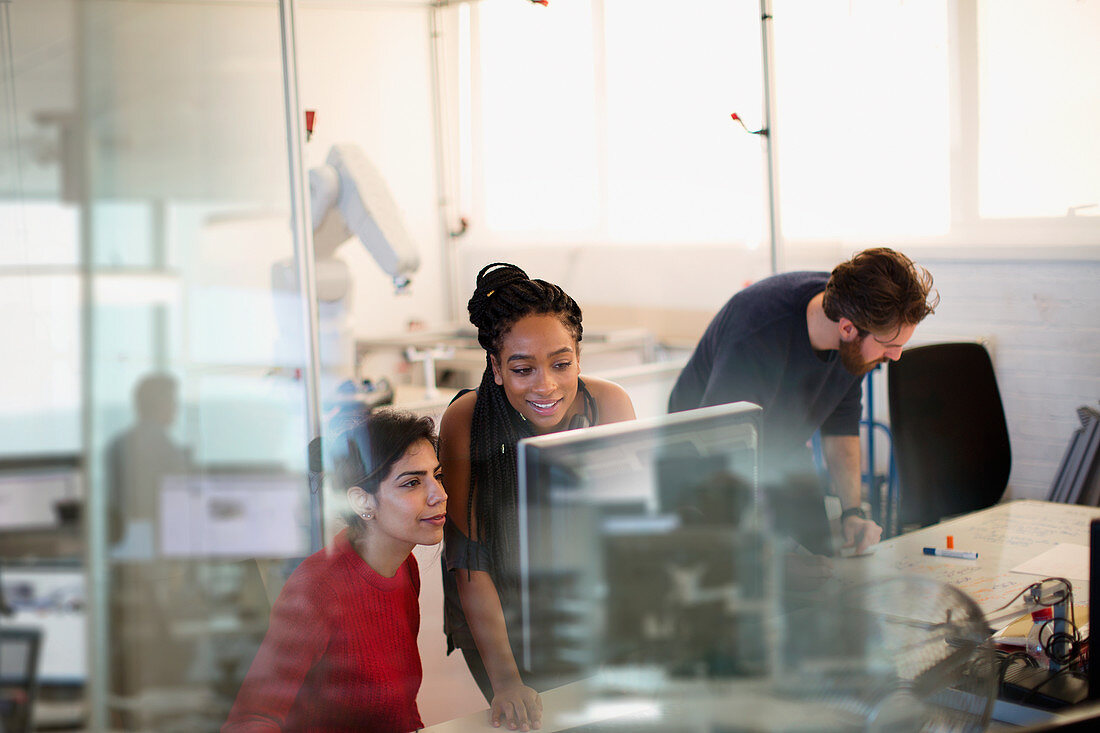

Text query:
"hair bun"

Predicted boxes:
[[468, 263, 530, 329], [475, 263, 529, 293]]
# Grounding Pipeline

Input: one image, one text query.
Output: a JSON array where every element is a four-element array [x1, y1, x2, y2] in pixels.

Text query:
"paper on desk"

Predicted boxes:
[[1010, 543, 1090, 581]]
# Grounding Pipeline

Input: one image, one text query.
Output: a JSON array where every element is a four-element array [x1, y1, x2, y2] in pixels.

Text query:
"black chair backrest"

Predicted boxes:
[[0, 627, 42, 733], [887, 342, 1011, 528]]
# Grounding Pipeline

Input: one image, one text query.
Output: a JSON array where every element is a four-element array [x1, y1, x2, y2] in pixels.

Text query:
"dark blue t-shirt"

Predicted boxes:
[[668, 272, 862, 479]]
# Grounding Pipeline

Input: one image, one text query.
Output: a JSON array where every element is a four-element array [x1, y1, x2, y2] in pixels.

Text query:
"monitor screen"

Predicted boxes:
[[0, 458, 82, 531], [0, 564, 85, 685], [158, 472, 310, 559], [518, 402, 768, 682]]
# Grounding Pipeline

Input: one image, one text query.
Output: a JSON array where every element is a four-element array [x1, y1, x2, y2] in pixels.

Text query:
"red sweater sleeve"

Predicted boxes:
[[222, 563, 333, 732]]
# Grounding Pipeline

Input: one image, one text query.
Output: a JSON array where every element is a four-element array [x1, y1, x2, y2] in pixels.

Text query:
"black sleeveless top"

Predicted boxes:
[[441, 378, 599, 656]]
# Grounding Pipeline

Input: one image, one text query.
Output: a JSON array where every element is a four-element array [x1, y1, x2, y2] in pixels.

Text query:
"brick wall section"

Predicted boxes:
[[916, 258, 1100, 500]]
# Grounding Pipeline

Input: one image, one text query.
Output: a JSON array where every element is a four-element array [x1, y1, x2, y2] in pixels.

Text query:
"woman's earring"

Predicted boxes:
[[362, 512, 372, 520]]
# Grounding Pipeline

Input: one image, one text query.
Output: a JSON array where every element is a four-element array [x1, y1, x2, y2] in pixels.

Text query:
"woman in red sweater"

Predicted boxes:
[[224, 410, 447, 732]]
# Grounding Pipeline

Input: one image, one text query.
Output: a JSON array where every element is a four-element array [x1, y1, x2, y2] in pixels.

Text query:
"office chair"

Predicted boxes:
[[0, 627, 42, 733], [887, 342, 1011, 529]]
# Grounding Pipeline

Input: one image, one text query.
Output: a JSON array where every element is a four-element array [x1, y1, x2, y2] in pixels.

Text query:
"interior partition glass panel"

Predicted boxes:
[[2, 1, 316, 730], [1, 1, 88, 728]]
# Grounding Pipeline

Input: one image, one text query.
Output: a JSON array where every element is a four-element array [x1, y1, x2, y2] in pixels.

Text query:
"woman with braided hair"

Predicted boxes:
[[440, 263, 635, 731]]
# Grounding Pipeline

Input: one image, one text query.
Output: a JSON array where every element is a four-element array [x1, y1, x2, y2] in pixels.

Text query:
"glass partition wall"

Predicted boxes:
[[1, 1, 322, 730]]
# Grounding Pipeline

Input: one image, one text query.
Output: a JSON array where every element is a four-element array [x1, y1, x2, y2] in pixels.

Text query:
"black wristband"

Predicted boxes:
[[840, 506, 867, 522]]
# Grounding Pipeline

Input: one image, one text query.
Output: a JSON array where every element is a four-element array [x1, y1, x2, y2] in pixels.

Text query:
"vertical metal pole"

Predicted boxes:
[[278, 0, 325, 552], [948, 0, 979, 232], [71, 0, 110, 725], [759, 0, 782, 274], [865, 369, 876, 520], [428, 3, 459, 322]]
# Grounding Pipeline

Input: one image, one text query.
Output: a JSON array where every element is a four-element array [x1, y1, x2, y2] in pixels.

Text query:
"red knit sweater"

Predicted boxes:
[[223, 530, 423, 732]]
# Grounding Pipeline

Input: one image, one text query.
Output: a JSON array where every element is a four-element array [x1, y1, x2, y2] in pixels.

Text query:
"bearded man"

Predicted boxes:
[[669, 247, 938, 554]]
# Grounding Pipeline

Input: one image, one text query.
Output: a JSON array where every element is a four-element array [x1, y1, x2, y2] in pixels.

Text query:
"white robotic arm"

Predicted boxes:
[[309, 143, 420, 291], [270, 143, 421, 380]]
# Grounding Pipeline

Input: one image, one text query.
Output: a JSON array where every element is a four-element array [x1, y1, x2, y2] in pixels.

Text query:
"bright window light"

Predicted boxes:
[[774, 0, 951, 240], [478, 0, 599, 232], [978, 0, 1100, 219], [470, 0, 1096, 249], [476, 0, 766, 245], [603, 0, 765, 245], [0, 202, 80, 266]]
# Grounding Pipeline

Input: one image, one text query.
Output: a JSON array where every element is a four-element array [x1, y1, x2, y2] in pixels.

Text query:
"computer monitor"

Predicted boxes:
[[158, 471, 310, 559], [0, 457, 82, 530], [517, 402, 767, 682], [0, 564, 84, 686]]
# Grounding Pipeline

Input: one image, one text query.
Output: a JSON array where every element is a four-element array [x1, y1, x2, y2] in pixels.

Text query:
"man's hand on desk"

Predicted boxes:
[[490, 683, 542, 731], [842, 515, 883, 555]]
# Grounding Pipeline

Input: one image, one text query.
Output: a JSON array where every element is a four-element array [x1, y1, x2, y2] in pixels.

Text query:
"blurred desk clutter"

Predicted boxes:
[[356, 323, 665, 397], [838, 500, 1098, 719], [424, 500, 1100, 732], [355, 322, 687, 425]]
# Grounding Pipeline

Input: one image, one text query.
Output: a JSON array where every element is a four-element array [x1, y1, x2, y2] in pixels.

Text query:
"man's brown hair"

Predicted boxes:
[[822, 247, 938, 334]]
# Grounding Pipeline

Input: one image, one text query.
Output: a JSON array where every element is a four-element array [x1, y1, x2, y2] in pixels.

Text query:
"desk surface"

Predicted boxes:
[[421, 676, 885, 733], [845, 499, 1100, 616], [422, 500, 1100, 732]]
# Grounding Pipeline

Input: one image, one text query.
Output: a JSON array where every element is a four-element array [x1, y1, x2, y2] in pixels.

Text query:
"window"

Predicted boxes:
[[0, 203, 82, 455], [471, 0, 766, 246], [463, 0, 1099, 250], [976, 0, 1100, 220], [773, 0, 951, 240]]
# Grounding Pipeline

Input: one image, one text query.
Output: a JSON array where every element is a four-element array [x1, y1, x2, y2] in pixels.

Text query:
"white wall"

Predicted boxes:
[[455, 242, 773, 314], [296, 2, 450, 345], [912, 257, 1100, 500]]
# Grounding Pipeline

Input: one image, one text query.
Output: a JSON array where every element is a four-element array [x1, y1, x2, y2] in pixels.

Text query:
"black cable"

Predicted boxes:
[[1032, 609, 1082, 667], [997, 649, 1039, 694]]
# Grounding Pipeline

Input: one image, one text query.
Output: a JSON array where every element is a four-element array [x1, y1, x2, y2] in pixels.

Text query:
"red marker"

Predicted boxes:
[[305, 109, 316, 142]]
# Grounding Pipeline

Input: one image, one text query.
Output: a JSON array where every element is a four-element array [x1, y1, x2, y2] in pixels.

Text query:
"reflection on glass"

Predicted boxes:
[[80, 0, 312, 725], [3, 1, 317, 730]]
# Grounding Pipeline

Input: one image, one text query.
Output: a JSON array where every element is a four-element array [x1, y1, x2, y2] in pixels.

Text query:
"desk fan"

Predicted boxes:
[[778, 575, 997, 732]]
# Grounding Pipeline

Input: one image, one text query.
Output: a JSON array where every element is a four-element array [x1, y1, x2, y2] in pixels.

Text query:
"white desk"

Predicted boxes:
[[421, 676, 885, 733], [842, 500, 1100, 616], [422, 500, 1100, 732]]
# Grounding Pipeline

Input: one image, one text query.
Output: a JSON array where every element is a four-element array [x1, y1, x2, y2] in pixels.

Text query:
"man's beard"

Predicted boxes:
[[839, 336, 882, 376]]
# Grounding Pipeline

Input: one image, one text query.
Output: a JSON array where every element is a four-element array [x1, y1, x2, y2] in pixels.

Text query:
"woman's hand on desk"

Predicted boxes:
[[489, 683, 542, 731]]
